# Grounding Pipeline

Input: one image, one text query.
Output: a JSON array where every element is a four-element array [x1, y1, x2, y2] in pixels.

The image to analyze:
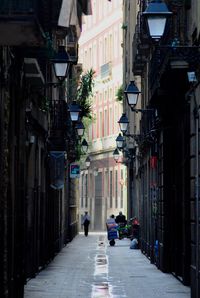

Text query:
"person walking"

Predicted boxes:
[[82, 211, 91, 236]]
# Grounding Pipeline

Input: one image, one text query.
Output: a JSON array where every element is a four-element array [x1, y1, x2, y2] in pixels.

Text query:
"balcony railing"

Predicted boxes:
[[0, 0, 63, 46], [149, 45, 200, 95], [50, 100, 67, 131], [132, 11, 149, 76], [101, 62, 111, 79]]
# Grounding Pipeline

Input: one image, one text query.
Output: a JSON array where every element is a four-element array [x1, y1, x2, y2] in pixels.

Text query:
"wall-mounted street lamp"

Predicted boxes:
[[51, 46, 71, 82], [143, 0, 200, 52], [142, 1, 200, 81], [81, 138, 88, 154], [118, 113, 129, 134], [116, 133, 125, 150], [113, 148, 124, 164], [118, 113, 141, 143], [85, 156, 91, 168], [124, 81, 155, 113], [75, 120, 85, 137], [124, 81, 140, 111], [142, 0, 172, 40], [113, 148, 120, 162], [68, 101, 81, 122], [113, 146, 136, 164]]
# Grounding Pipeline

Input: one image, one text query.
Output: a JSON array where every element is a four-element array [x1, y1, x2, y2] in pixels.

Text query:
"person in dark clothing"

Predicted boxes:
[[82, 211, 91, 236], [115, 211, 127, 224]]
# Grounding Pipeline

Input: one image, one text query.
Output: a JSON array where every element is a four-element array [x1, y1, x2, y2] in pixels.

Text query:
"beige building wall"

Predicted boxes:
[[78, 0, 127, 231]]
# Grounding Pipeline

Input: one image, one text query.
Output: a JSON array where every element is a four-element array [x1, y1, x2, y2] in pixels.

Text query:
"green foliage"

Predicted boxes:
[[40, 96, 50, 112], [76, 69, 95, 119], [121, 23, 128, 30], [75, 143, 82, 161], [116, 85, 124, 102]]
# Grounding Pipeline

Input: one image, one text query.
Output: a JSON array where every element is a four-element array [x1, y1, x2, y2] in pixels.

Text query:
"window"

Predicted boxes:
[[85, 174, 88, 208], [109, 87, 112, 102], [99, 93, 102, 104], [115, 170, 118, 208], [99, 40, 103, 65], [84, 50, 88, 68], [93, 114, 97, 139], [104, 109, 107, 136], [110, 171, 113, 208], [93, 0, 96, 23], [109, 107, 112, 135], [120, 170, 123, 208], [89, 47, 92, 68], [104, 90, 107, 103], [114, 104, 118, 133], [104, 37, 108, 63], [90, 173, 93, 197], [93, 42, 97, 69], [119, 24, 123, 57], [109, 34, 113, 61], [114, 29, 117, 58], [104, 170, 108, 198], [99, 111, 102, 137], [81, 174, 84, 207]]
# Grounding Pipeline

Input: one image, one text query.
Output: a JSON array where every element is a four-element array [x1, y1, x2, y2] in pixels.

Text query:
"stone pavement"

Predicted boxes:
[[24, 232, 190, 298]]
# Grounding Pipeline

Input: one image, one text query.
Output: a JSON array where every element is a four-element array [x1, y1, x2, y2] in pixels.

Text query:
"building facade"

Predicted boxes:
[[123, 0, 200, 297], [0, 1, 91, 297], [78, 0, 127, 230]]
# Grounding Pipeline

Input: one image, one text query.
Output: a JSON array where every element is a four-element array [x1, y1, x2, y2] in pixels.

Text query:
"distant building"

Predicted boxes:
[[78, 0, 127, 230]]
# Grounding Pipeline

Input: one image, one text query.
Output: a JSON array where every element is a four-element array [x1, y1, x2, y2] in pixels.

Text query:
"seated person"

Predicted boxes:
[[115, 211, 127, 225]]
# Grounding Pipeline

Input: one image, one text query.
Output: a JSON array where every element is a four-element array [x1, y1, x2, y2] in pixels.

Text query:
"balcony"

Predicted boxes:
[[66, 26, 78, 63], [0, 0, 62, 46], [24, 58, 44, 87], [149, 45, 200, 97], [48, 99, 68, 151], [132, 12, 149, 76]]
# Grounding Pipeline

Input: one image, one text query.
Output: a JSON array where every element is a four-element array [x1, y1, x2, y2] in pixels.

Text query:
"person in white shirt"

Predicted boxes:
[[106, 214, 116, 225]]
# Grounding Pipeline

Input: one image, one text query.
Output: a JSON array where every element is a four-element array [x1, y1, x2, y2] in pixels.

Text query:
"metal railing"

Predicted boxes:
[[101, 62, 111, 79]]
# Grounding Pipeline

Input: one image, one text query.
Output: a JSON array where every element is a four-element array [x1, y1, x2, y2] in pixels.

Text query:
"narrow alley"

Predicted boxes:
[[24, 233, 190, 298]]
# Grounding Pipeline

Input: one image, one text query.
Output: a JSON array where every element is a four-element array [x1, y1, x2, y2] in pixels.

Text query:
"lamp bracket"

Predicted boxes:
[[123, 132, 140, 139], [131, 108, 154, 113], [45, 81, 64, 88]]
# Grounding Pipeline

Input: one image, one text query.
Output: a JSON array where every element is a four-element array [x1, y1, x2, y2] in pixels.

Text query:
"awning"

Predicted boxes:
[[58, 0, 92, 38], [58, 0, 74, 28]]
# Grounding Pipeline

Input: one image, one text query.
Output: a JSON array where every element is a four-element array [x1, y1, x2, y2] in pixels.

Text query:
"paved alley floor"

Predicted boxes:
[[24, 232, 190, 298]]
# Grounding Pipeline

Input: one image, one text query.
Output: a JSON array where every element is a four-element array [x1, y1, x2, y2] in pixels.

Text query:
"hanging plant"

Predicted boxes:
[[76, 68, 95, 119], [116, 85, 124, 102], [121, 23, 128, 30]]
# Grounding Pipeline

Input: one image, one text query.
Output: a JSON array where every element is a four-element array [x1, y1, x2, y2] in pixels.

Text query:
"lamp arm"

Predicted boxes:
[[131, 108, 155, 113]]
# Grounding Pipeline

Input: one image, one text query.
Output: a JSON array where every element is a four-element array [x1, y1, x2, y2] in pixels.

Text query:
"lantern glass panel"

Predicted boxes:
[[127, 93, 138, 107], [119, 122, 128, 133], [54, 63, 69, 79], [147, 16, 167, 39], [70, 111, 79, 122]]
